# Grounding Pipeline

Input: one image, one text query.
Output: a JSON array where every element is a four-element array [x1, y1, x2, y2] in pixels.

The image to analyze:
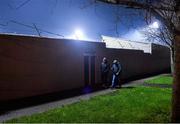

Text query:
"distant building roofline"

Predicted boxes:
[[101, 35, 152, 53]]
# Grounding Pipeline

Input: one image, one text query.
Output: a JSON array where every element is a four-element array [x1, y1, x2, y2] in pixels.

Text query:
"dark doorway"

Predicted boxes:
[[84, 55, 95, 86], [84, 56, 89, 86], [90, 56, 95, 85]]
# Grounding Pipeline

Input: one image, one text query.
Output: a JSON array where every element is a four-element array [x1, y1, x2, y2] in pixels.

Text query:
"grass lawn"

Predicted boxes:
[[6, 86, 172, 123], [145, 75, 173, 85]]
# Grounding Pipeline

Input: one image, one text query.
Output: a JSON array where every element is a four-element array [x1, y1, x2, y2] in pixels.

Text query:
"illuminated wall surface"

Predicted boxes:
[[0, 34, 170, 101], [102, 35, 152, 53]]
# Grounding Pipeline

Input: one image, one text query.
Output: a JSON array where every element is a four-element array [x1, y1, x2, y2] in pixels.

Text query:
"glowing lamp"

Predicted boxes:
[[151, 22, 159, 29], [74, 29, 84, 40]]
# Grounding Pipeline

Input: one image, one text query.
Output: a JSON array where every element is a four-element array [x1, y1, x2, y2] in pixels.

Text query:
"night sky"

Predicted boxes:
[[0, 0, 148, 41]]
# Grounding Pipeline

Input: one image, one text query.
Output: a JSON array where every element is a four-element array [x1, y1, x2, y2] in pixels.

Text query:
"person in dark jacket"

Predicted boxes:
[[101, 57, 110, 87], [111, 60, 121, 88]]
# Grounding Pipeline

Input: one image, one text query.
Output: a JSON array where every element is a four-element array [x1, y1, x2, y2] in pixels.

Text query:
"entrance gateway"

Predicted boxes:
[[84, 53, 95, 86]]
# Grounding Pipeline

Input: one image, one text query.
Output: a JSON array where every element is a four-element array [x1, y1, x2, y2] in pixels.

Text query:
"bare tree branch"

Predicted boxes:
[[96, 0, 175, 11]]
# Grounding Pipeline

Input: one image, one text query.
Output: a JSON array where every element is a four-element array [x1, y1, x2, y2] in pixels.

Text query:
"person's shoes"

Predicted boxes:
[[115, 85, 121, 89], [102, 84, 106, 88], [110, 85, 115, 89]]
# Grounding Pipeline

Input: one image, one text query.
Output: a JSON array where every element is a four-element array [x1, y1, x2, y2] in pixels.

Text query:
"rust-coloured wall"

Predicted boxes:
[[0, 34, 170, 101], [95, 44, 170, 83]]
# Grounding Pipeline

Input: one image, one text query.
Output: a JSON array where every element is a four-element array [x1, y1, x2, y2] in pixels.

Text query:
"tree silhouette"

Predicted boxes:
[[95, 0, 180, 122], [141, 22, 174, 74]]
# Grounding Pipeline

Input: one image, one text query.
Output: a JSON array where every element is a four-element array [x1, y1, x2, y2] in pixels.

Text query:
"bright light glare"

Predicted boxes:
[[74, 29, 84, 40], [151, 21, 159, 29], [67, 28, 90, 41]]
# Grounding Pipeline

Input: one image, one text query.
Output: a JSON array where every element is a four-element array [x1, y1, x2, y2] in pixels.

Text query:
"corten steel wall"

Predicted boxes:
[[95, 44, 170, 83], [0, 34, 104, 101], [0, 34, 170, 101]]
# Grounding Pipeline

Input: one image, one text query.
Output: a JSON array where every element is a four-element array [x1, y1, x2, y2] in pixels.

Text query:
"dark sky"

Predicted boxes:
[[0, 0, 147, 41]]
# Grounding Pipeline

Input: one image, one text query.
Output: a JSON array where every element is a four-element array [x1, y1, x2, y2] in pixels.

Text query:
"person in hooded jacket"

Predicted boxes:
[[100, 57, 110, 87], [111, 59, 122, 88]]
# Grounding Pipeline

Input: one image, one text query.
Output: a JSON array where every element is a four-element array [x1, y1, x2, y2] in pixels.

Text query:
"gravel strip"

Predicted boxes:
[[122, 73, 171, 88]]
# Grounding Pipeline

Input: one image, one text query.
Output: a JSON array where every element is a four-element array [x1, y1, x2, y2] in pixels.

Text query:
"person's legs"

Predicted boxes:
[[101, 74, 105, 83], [115, 76, 119, 87], [102, 74, 106, 87], [104, 73, 108, 85], [111, 74, 116, 88]]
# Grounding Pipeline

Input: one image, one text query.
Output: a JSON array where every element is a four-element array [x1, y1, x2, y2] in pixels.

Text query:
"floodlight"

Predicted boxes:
[[151, 21, 159, 29], [74, 29, 84, 40]]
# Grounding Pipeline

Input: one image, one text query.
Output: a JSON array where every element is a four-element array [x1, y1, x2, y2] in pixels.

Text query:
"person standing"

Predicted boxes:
[[111, 60, 121, 88], [100, 57, 110, 87]]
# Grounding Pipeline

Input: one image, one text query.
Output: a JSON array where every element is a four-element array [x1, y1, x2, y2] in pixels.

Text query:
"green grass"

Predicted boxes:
[[145, 75, 173, 85], [6, 87, 172, 123]]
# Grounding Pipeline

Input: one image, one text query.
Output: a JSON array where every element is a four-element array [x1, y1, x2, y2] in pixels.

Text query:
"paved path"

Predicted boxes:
[[142, 83, 172, 88], [122, 73, 172, 88], [0, 73, 171, 122], [0, 89, 116, 122]]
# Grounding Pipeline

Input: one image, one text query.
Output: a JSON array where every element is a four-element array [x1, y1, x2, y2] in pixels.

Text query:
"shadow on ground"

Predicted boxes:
[[0, 85, 106, 115]]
